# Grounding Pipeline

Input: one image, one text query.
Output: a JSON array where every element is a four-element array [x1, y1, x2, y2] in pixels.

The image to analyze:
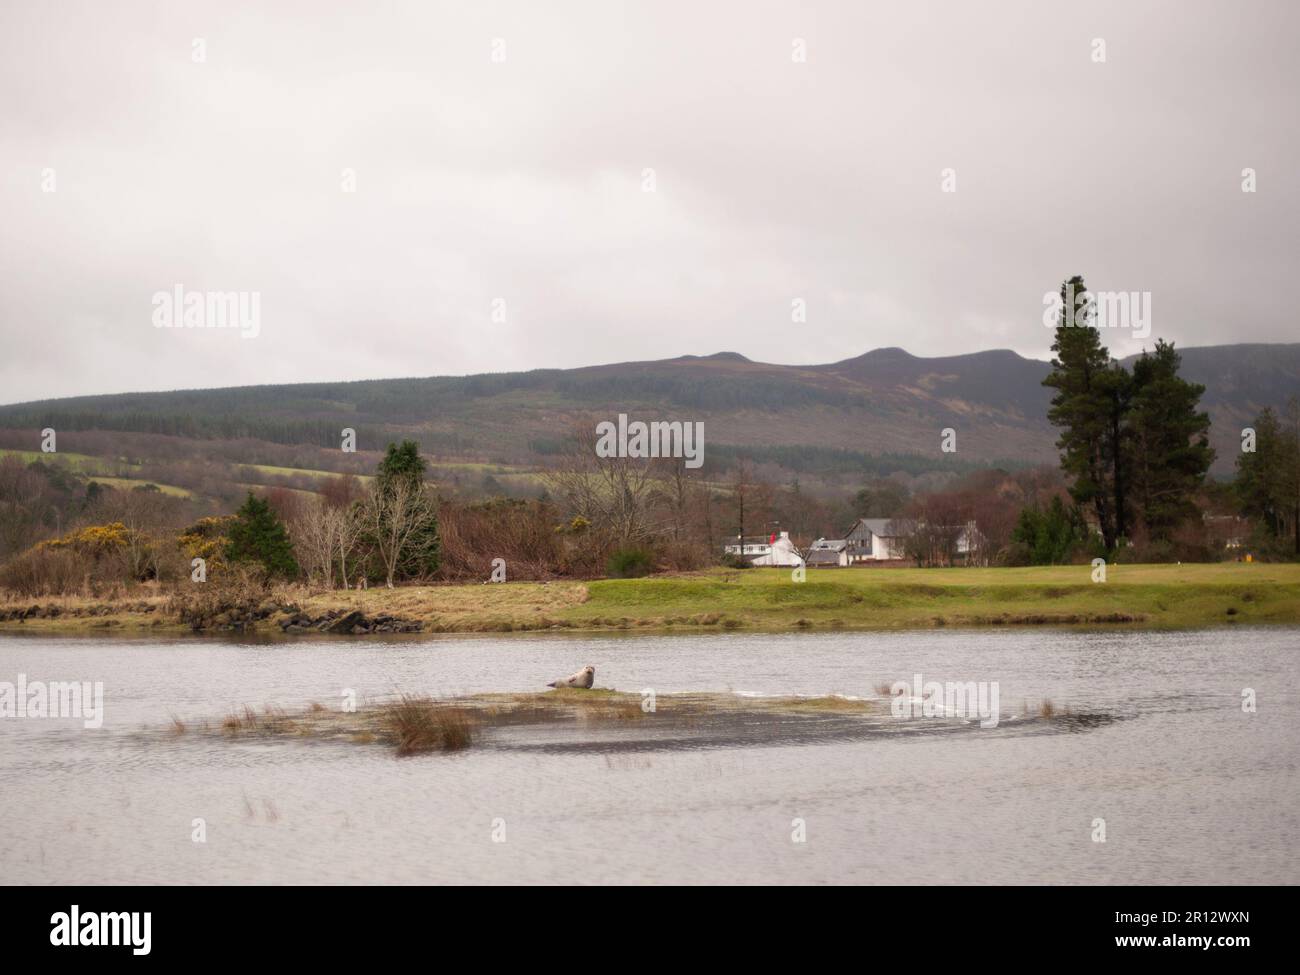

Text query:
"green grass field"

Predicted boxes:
[[570, 563, 1300, 630], [0, 448, 127, 473], [1, 448, 200, 498], [87, 476, 193, 498], [239, 463, 373, 481]]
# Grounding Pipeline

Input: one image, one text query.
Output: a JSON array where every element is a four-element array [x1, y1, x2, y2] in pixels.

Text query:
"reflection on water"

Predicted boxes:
[[468, 707, 1120, 755], [1, 627, 1297, 884]]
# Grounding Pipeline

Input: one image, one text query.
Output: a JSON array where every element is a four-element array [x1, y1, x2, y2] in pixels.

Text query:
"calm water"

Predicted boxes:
[[1, 627, 1297, 885]]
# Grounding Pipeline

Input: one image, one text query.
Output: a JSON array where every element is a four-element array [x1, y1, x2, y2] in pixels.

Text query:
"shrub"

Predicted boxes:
[[178, 516, 234, 565], [1011, 497, 1084, 565], [438, 498, 567, 581], [996, 541, 1032, 567], [0, 546, 85, 596], [0, 518, 169, 594], [606, 546, 655, 578], [42, 522, 131, 554], [656, 539, 712, 571], [1241, 523, 1300, 562]]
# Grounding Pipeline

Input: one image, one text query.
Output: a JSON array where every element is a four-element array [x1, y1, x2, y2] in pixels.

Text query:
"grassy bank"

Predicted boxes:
[[576, 563, 1300, 630], [2, 563, 1299, 635]]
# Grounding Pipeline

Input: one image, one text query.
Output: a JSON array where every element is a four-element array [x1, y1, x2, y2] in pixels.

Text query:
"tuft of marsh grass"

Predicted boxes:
[[221, 704, 296, 735], [1035, 699, 1071, 719], [222, 705, 260, 734], [386, 695, 474, 756]]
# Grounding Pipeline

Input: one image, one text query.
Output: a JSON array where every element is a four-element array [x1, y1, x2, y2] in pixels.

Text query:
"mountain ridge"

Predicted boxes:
[[2, 343, 1296, 478]]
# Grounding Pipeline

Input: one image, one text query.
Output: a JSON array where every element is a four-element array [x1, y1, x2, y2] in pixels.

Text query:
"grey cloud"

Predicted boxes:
[[1, 0, 1296, 403]]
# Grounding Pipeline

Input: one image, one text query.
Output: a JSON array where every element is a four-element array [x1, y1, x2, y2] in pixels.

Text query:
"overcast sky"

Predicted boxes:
[[1, 0, 1295, 404]]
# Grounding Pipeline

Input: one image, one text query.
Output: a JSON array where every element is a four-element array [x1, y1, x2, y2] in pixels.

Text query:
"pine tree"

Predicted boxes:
[[377, 440, 426, 489], [226, 492, 298, 579], [1236, 407, 1284, 537], [1095, 362, 1134, 545], [1128, 340, 1213, 542], [1238, 400, 1300, 554], [1043, 276, 1126, 550]]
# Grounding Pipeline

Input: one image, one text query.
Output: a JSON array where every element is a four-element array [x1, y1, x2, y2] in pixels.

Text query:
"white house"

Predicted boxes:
[[723, 535, 777, 559], [749, 531, 805, 568], [725, 531, 805, 567], [954, 522, 982, 560]]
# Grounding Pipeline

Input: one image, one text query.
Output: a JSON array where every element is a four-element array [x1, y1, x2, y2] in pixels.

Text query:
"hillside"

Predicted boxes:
[[1, 343, 1296, 483]]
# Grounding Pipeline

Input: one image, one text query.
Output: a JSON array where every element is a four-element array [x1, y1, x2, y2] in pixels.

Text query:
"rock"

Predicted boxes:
[[279, 612, 312, 630], [327, 610, 367, 634]]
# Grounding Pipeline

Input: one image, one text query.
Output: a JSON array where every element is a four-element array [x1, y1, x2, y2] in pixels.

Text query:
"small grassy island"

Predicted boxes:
[[160, 687, 1106, 757]]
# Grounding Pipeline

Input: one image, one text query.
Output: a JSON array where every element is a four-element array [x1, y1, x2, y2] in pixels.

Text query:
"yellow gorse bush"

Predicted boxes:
[[178, 515, 235, 567], [40, 522, 132, 553]]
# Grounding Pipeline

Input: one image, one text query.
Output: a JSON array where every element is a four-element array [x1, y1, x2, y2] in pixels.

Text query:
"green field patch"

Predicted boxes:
[[88, 477, 193, 498], [0, 448, 130, 474]]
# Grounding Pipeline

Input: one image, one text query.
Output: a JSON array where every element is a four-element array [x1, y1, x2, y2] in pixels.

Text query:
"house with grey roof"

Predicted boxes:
[[805, 538, 849, 567], [845, 517, 984, 565], [845, 518, 913, 562]]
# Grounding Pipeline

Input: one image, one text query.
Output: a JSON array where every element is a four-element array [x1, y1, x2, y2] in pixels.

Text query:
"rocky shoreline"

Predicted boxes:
[[277, 609, 424, 635], [0, 601, 158, 622], [0, 599, 424, 635]]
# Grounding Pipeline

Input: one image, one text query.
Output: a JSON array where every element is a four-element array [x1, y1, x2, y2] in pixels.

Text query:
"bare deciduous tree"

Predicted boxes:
[[333, 502, 364, 588], [543, 422, 658, 544], [361, 478, 438, 588], [291, 497, 337, 587]]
